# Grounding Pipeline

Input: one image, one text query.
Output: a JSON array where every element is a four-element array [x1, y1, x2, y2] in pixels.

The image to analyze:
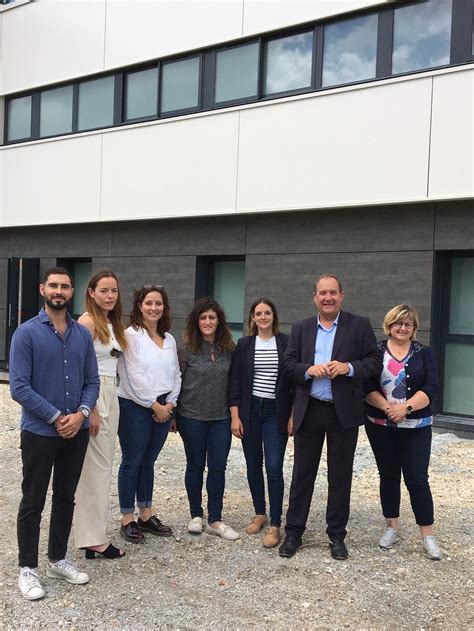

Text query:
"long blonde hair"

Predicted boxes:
[[85, 269, 128, 350]]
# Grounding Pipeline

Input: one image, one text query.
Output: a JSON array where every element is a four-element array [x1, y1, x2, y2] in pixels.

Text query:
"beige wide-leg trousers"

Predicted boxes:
[[74, 375, 119, 548]]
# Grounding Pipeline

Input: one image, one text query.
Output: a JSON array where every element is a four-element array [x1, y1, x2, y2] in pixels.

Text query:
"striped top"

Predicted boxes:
[[252, 336, 278, 399]]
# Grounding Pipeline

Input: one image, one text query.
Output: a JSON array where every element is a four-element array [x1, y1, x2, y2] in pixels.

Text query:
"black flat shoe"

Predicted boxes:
[[120, 521, 145, 543], [137, 515, 172, 537], [330, 539, 348, 560], [278, 535, 302, 558], [83, 544, 126, 559]]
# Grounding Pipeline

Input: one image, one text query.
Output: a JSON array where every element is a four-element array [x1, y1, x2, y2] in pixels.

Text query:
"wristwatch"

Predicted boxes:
[[78, 406, 90, 418], [406, 404, 413, 414]]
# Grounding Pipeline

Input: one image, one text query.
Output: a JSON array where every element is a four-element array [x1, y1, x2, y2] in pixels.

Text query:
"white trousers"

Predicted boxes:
[[74, 375, 119, 548]]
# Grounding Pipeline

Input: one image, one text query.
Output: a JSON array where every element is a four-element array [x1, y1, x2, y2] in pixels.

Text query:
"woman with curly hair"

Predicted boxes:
[[177, 297, 238, 541]]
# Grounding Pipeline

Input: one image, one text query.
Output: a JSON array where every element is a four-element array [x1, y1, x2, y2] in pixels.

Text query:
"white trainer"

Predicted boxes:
[[18, 567, 45, 601], [46, 559, 90, 584], [379, 527, 400, 550], [188, 517, 204, 534], [423, 535, 442, 560], [205, 522, 240, 541]]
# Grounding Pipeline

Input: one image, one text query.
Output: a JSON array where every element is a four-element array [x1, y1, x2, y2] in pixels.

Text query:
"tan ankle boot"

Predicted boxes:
[[262, 527, 280, 548], [245, 515, 268, 535]]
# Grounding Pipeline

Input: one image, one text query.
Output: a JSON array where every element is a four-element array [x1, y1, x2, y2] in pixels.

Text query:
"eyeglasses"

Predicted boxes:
[[392, 321, 414, 330], [110, 348, 123, 358], [141, 284, 163, 291]]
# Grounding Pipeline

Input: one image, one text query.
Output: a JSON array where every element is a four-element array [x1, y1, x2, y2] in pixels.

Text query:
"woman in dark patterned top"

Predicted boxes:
[[177, 297, 239, 541], [229, 298, 293, 549]]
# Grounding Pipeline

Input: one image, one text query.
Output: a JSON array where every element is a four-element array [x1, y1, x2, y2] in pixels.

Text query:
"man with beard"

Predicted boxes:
[[9, 267, 99, 600]]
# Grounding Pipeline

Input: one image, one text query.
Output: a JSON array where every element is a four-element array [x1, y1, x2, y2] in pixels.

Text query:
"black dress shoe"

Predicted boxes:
[[279, 535, 302, 558], [137, 515, 172, 537], [330, 539, 348, 560], [120, 521, 145, 543]]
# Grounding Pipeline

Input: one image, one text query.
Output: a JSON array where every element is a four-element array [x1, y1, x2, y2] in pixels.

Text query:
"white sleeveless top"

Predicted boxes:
[[94, 323, 120, 377]]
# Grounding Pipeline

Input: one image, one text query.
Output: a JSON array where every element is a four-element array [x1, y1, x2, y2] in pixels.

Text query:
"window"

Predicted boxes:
[[7, 96, 32, 141], [40, 85, 73, 137], [78, 76, 115, 131], [263, 31, 313, 95], [161, 56, 200, 113], [322, 14, 378, 87], [215, 43, 259, 103], [392, 0, 452, 74], [56, 258, 92, 319], [125, 67, 158, 121]]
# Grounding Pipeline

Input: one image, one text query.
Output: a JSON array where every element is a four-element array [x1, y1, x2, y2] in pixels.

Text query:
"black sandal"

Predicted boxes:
[[82, 544, 125, 560]]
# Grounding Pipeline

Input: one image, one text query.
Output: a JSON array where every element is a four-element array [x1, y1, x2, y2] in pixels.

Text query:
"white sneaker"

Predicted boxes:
[[423, 535, 442, 560], [205, 522, 240, 541], [188, 517, 204, 534], [18, 567, 45, 601], [46, 559, 90, 584], [379, 527, 400, 550]]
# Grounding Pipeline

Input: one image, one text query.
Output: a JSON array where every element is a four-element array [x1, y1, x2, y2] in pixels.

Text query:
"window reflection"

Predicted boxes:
[[323, 14, 378, 87], [161, 57, 200, 113], [40, 86, 73, 137], [215, 43, 259, 103], [264, 31, 313, 95], [392, 0, 452, 74]]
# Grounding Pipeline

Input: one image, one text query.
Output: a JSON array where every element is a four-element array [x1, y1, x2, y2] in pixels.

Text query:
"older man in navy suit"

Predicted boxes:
[[279, 274, 381, 560]]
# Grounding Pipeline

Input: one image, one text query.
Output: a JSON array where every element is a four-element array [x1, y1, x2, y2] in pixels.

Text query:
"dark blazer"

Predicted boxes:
[[283, 310, 381, 432], [229, 333, 294, 434], [364, 340, 439, 420]]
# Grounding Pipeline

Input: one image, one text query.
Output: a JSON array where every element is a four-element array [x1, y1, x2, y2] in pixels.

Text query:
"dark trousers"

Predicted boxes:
[[365, 422, 434, 526], [241, 396, 288, 527], [18, 429, 89, 568], [177, 416, 232, 524], [285, 398, 358, 541]]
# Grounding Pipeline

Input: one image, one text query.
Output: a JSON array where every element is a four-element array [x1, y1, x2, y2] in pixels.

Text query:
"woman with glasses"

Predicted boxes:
[[229, 298, 293, 548], [364, 305, 441, 560], [117, 285, 181, 544], [74, 269, 128, 559], [177, 297, 238, 541]]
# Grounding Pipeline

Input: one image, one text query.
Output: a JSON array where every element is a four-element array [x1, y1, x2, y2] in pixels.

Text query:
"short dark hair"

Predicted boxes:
[[313, 274, 343, 293], [247, 297, 280, 336], [42, 267, 74, 285]]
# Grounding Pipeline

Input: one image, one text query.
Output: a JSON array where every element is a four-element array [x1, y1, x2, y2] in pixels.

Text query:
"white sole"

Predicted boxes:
[[46, 571, 89, 585]]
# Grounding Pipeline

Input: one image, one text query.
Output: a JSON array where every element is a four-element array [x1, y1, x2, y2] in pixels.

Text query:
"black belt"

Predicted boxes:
[[312, 398, 334, 406]]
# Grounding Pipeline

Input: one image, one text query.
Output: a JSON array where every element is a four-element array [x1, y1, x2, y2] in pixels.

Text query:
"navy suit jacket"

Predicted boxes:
[[283, 310, 381, 432]]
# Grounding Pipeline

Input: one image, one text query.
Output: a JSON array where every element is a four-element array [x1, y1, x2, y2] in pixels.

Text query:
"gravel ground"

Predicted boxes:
[[0, 383, 472, 630]]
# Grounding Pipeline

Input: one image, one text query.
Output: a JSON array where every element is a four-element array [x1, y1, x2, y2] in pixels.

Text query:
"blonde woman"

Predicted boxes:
[[74, 270, 128, 559]]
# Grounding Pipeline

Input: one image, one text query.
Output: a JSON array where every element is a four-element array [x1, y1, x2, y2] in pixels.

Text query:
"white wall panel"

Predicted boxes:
[[100, 113, 239, 220], [2, 0, 106, 94], [237, 79, 432, 211], [242, 0, 390, 35], [1, 136, 102, 226], [429, 70, 474, 200], [105, 1, 243, 70]]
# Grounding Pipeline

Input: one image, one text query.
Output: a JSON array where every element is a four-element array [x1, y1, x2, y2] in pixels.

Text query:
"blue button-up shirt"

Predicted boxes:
[[9, 308, 100, 437]]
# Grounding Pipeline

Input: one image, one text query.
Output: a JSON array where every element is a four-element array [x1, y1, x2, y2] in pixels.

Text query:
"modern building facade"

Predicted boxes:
[[0, 0, 473, 430]]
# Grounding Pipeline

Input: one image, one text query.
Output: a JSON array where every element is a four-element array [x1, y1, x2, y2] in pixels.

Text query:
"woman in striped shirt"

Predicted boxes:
[[230, 298, 293, 548]]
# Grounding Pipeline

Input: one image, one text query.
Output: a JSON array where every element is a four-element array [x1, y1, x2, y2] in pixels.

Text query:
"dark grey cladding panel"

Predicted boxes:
[[245, 251, 433, 330], [0, 259, 8, 302], [8, 224, 112, 258], [92, 256, 196, 321], [110, 216, 246, 257], [0, 309, 6, 361], [0, 232, 10, 257], [434, 200, 474, 250], [169, 318, 186, 345], [246, 204, 435, 254]]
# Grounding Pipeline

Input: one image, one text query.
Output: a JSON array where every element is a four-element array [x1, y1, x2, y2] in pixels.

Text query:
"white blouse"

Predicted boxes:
[[117, 327, 181, 408]]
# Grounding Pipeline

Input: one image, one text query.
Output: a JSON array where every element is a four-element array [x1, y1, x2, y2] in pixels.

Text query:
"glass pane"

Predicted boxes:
[[7, 96, 32, 141], [449, 257, 474, 335], [40, 85, 73, 137], [161, 57, 200, 113], [78, 76, 115, 131], [322, 14, 378, 87], [212, 261, 245, 328], [215, 43, 259, 103], [125, 68, 158, 120], [392, 0, 452, 74], [264, 31, 313, 95], [443, 343, 474, 416], [72, 262, 92, 317]]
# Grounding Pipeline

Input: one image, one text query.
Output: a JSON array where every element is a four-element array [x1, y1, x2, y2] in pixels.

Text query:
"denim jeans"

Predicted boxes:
[[241, 396, 288, 527], [17, 429, 89, 568], [176, 416, 231, 524], [365, 422, 434, 525], [118, 397, 171, 514]]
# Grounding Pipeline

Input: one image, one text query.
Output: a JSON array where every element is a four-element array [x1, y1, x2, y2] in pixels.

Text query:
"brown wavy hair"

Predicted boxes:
[[129, 285, 171, 338], [246, 297, 280, 336], [85, 269, 128, 350], [182, 297, 235, 353]]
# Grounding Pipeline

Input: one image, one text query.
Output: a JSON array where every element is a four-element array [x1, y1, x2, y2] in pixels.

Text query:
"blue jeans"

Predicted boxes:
[[177, 416, 231, 524], [241, 396, 288, 527], [118, 397, 171, 514]]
